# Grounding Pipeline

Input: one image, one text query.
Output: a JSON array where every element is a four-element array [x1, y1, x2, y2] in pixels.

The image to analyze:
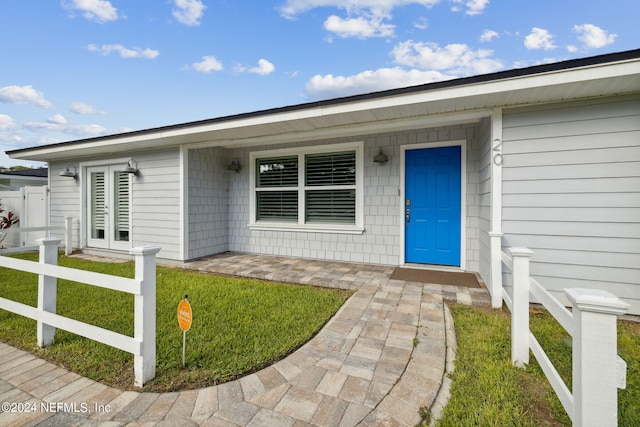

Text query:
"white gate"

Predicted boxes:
[[0, 186, 49, 248]]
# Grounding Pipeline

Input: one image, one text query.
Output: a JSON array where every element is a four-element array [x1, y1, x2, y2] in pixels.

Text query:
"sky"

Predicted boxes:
[[1, 0, 638, 168]]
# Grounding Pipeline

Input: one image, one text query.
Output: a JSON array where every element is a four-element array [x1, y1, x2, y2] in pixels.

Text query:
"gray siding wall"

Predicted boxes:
[[224, 123, 484, 273], [502, 95, 640, 313], [50, 162, 82, 249], [187, 147, 230, 259], [49, 148, 182, 260], [132, 149, 181, 260]]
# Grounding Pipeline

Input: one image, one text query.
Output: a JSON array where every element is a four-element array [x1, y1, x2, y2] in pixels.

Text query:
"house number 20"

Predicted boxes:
[[492, 139, 503, 166]]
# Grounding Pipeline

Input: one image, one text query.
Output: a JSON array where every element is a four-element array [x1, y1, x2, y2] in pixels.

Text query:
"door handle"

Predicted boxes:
[[405, 208, 410, 225]]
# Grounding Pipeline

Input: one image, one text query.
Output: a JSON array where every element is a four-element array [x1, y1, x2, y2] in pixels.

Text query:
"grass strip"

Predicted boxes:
[[434, 304, 639, 426], [0, 252, 352, 392]]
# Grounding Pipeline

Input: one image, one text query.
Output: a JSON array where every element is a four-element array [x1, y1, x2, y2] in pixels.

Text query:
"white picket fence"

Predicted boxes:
[[1, 217, 74, 255], [501, 247, 629, 427], [0, 238, 161, 387]]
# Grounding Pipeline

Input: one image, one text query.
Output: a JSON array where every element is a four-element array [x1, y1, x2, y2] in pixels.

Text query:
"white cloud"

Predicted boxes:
[[0, 114, 16, 131], [0, 85, 52, 108], [324, 14, 395, 39], [66, 124, 108, 136], [524, 27, 556, 50], [48, 114, 67, 126], [236, 59, 276, 76], [172, 0, 206, 26], [64, 0, 118, 23], [414, 17, 428, 30], [480, 29, 498, 42], [450, 0, 489, 15], [574, 24, 617, 49], [190, 56, 224, 73], [391, 41, 503, 75], [279, 0, 439, 39], [279, 0, 440, 18], [24, 118, 108, 136], [70, 101, 103, 115], [248, 59, 276, 76], [306, 67, 455, 99], [24, 121, 64, 132], [88, 44, 159, 59]]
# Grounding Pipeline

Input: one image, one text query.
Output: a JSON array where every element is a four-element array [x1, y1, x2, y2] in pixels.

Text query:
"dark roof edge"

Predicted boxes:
[[7, 48, 640, 156]]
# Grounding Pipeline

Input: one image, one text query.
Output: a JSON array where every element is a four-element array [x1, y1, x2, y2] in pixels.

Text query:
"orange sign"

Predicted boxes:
[[177, 299, 192, 331]]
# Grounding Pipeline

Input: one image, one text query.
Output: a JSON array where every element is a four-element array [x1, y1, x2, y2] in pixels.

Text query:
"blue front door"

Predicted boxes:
[[405, 146, 461, 266]]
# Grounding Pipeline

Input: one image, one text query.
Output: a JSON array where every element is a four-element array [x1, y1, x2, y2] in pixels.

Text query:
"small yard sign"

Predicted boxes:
[[177, 296, 192, 367], [177, 297, 192, 331]]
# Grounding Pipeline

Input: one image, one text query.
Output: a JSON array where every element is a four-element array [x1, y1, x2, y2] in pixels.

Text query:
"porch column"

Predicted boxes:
[[489, 108, 503, 308]]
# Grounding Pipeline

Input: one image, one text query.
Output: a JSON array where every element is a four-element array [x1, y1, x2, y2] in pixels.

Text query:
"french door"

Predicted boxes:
[[86, 165, 131, 251]]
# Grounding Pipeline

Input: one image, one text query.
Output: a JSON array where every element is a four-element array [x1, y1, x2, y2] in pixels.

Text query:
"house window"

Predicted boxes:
[[250, 142, 364, 234], [256, 156, 298, 222]]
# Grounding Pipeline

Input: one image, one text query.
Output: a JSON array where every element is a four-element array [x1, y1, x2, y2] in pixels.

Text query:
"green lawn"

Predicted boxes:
[[0, 252, 352, 392], [433, 304, 639, 426]]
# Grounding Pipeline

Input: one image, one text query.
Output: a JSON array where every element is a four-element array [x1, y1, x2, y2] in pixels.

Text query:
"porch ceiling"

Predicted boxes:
[[8, 52, 640, 162]]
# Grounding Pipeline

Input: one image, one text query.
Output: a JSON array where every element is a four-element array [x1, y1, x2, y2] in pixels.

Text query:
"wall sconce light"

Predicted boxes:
[[59, 165, 78, 180], [373, 148, 389, 165], [120, 159, 139, 176], [227, 158, 241, 173]]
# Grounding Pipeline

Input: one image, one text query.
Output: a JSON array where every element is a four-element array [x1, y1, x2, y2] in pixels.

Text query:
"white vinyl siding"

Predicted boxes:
[[501, 95, 640, 313], [131, 150, 181, 260]]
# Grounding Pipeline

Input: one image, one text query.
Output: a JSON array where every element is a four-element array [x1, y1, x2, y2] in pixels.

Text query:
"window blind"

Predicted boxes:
[[305, 151, 356, 186], [306, 189, 355, 223], [257, 191, 298, 221], [113, 171, 130, 241], [91, 172, 105, 239], [257, 156, 298, 187]]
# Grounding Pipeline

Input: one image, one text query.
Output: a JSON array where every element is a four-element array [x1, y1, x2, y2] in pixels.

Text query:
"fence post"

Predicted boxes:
[[37, 237, 61, 347], [489, 232, 503, 308], [565, 288, 629, 427], [131, 245, 161, 387], [509, 247, 533, 367], [64, 216, 73, 256]]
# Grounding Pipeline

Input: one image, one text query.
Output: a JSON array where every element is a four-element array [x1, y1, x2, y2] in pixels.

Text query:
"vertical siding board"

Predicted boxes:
[[502, 96, 640, 313]]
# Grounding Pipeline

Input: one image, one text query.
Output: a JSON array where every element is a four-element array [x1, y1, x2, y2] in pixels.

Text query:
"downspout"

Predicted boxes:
[[489, 107, 504, 308]]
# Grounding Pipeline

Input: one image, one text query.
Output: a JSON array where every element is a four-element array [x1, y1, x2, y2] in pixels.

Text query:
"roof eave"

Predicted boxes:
[[8, 49, 640, 162]]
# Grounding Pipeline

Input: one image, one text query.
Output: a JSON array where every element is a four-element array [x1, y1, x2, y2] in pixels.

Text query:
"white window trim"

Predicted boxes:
[[249, 142, 365, 234]]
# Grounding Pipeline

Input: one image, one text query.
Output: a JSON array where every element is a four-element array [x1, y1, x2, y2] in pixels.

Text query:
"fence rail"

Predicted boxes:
[[0, 216, 74, 255], [501, 247, 629, 426], [0, 238, 161, 386]]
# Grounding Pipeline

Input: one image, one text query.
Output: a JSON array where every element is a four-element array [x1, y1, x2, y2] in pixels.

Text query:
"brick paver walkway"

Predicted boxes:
[[0, 253, 490, 426]]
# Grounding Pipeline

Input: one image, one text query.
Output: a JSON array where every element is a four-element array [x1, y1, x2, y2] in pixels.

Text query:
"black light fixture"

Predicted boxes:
[[121, 159, 139, 176], [59, 165, 77, 180], [373, 148, 389, 165], [227, 158, 241, 173]]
